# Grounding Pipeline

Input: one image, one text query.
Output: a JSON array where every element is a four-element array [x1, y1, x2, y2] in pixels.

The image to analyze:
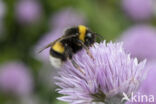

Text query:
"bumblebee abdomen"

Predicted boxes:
[[49, 55, 63, 68], [49, 48, 66, 68], [50, 48, 66, 61], [52, 42, 65, 53]]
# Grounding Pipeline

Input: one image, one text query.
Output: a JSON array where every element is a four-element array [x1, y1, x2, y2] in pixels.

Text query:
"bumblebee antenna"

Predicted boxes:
[[38, 35, 77, 53], [95, 33, 104, 39]]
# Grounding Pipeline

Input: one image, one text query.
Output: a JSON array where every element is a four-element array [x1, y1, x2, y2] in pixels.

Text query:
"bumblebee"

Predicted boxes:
[[39, 25, 99, 71], [63, 25, 96, 55]]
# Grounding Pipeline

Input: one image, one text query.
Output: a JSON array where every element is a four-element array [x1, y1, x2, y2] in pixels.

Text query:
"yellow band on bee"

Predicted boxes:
[[52, 42, 65, 53], [78, 25, 86, 42]]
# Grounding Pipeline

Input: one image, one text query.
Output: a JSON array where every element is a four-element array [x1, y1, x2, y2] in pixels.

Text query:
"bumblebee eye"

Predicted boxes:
[[65, 43, 68, 47], [76, 33, 79, 36], [86, 33, 92, 37]]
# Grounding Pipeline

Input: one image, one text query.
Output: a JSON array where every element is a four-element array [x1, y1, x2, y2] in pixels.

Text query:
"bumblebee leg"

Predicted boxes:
[[86, 48, 94, 60], [71, 59, 85, 74], [77, 40, 94, 60], [65, 45, 85, 74], [64, 44, 73, 59]]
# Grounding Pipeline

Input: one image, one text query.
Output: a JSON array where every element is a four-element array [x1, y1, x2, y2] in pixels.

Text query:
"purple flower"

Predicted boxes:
[[122, 0, 153, 21], [121, 25, 156, 61], [138, 61, 156, 102], [0, 61, 33, 96], [126, 61, 156, 104], [55, 41, 146, 104], [50, 8, 86, 30], [15, 0, 42, 24]]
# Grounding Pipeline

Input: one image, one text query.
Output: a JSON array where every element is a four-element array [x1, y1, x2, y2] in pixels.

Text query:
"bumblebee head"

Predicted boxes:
[[64, 25, 96, 46], [84, 30, 96, 46]]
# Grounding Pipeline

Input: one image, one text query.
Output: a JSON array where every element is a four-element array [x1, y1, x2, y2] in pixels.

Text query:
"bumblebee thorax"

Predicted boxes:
[[78, 25, 87, 42]]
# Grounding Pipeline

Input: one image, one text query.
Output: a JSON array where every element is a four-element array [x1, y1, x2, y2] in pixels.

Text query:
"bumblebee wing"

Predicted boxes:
[[38, 41, 55, 53], [58, 34, 77, 41]]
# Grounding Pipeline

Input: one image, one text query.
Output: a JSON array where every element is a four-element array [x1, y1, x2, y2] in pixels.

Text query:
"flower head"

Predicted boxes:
[[15, 0, 42, 24], [126, 61, 156, 104], [50, 8, 86, 30], [121, 25, 156, 61], [138, 61, 156, 100], [122, 0, 153, 21], [0, 61, 33, 96], [55, 41, 146, 104]]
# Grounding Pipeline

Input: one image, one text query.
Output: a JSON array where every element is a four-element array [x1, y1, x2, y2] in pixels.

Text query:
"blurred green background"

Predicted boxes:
[[0, 0, 155, 104]]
